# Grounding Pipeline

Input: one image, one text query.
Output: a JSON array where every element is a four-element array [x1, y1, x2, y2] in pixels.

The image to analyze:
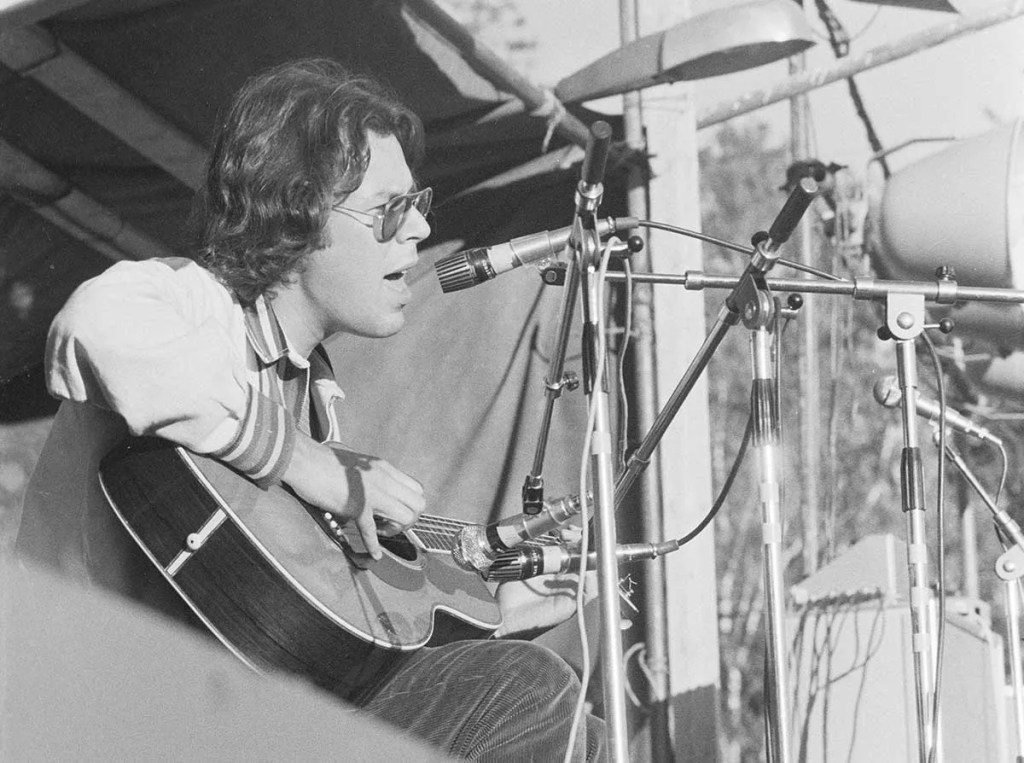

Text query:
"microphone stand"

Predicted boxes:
[[520, 248, 580, 514], [603, 266, 1024, 762], [576, 213, 632, 762], [883, 291, 937, 763], [940, 439, 1024, 763], [525, 120, 635, 760], [597, 179, 819, 762], [587, 179, 817, 762]]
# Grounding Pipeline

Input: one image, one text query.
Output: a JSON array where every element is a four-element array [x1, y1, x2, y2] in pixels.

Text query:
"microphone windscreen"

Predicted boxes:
[[435, 249, 489, 293]]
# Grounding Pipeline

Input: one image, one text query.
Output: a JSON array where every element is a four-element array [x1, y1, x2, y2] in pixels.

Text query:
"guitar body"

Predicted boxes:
[[99, 437, 501, 696]]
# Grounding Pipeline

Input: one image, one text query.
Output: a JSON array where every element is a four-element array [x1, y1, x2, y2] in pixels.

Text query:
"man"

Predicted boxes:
[[17, 59, 605, 761]]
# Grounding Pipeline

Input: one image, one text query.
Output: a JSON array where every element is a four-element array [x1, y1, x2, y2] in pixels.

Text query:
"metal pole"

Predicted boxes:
[[751, 324, 793, 763], [789, 50, 820, 576], [698, 0, 1024, 129], [961, 491, 980, 602], [616, 0, 673, 757], [576, 231, 631, 762], [894, 335, 935, 763], [1006, 580, 1024, 760]]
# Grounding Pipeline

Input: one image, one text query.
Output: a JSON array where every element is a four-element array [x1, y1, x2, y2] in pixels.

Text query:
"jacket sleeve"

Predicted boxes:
[[45, 258, 295, 486]]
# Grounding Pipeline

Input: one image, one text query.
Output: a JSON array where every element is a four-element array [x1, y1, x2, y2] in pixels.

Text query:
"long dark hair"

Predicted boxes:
[[191, 58, 424, 303]]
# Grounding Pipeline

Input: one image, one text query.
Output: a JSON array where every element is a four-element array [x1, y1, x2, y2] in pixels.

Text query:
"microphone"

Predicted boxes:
[[481, 541, 677, 582], [451, 494, 584, 573], [434, 216, 638, 293], [575, 120, 613, 216], [872, 375, 1003, 446]]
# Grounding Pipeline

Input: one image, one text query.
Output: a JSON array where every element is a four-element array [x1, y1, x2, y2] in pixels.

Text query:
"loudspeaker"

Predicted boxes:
[[872, 119, 1024, 351], [788, 535, 1008, 762], [0, 558, 451, 761]]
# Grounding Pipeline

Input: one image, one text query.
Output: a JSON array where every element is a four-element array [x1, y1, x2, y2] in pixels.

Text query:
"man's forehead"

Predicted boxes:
[[357, 133, 414, 201]]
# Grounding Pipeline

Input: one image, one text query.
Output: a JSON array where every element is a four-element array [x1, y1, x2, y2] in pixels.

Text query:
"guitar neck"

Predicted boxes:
[[409, 514, 561, 554], [408, 514, 470, 553]]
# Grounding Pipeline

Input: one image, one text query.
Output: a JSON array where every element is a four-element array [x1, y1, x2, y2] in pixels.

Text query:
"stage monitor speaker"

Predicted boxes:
[[788, 535, 1008, 762], [0, 558, 452, 761], [871, 119, 1024, 352]]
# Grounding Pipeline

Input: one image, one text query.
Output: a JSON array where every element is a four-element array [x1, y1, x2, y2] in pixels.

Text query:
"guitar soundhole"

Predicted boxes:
[[380, 534, 417, 562], [302, 501, 422, 566]]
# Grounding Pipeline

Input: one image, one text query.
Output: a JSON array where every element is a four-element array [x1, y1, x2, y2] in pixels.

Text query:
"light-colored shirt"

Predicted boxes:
[[16, 257, 344, 616]]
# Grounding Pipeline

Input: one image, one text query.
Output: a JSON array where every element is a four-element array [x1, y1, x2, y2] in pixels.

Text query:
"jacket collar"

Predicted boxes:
[[242, 296, 309, 369]]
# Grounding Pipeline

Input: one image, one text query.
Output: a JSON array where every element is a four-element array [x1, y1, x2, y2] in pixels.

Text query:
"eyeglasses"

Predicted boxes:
[[332, 187, 433, 243]]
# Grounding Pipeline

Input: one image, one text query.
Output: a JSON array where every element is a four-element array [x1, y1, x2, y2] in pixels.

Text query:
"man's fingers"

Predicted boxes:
[[355, 510, 383, 559], [371, 489, 421, 530]]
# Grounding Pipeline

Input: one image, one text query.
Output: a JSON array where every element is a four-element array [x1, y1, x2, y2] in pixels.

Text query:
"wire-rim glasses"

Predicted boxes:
[[332, 187, 433, 243]]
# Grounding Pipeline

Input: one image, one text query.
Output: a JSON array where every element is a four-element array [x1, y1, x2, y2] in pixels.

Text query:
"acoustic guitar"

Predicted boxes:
[[98, 436, 505, 696]]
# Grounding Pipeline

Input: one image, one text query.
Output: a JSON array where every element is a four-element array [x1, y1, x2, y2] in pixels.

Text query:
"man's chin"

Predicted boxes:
[[347, 316, 406, 340]]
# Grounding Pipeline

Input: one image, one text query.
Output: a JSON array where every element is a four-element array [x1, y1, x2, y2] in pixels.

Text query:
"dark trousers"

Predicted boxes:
[[354, 639, 607, 761]]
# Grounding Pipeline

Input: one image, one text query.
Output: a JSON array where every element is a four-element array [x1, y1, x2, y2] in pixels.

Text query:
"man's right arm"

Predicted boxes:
[[47, 259, 424, 555], [46, 259, 289, 483]]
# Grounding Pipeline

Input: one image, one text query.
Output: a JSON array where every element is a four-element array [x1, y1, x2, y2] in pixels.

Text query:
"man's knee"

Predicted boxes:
[[492, 640, 581, 701]]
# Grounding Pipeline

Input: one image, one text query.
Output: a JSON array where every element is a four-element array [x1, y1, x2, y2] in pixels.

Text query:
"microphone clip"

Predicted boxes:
[[540, 236, 643, 288], [574, 180, 604, 216]]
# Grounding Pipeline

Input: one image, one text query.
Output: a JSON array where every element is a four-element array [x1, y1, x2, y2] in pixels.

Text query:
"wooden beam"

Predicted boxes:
[[0, 24, 206, 189], [698, 0, 1024, 129]]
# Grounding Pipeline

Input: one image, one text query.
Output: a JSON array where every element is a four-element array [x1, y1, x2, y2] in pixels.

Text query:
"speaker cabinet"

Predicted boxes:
[[788, 535, 1008, 762]]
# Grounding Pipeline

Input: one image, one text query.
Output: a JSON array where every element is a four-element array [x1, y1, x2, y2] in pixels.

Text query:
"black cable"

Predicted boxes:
[[813, 0, 891, 179], [676, 415, 753, 549], [672, 314, 795, 549], [635, 219, 845, 282]]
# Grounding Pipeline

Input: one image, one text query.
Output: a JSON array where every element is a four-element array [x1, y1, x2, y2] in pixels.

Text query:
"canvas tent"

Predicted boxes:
[[0, 0, 628, 397]]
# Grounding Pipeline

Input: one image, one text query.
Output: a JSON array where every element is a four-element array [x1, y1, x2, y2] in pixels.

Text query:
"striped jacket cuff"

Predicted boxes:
[[210, 386, 296, 488]]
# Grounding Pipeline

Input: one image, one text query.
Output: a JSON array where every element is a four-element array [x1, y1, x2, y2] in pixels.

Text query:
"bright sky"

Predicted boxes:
[[504, 0, 1024, 176]]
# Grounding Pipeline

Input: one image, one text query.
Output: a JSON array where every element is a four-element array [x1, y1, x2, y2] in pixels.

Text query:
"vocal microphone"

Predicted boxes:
[[575, 120, 613, 216], [481, 540, 678, 582], [451, 494, 584, 573], [434, 216, 638, 293], [872, 375, 1003, 446]]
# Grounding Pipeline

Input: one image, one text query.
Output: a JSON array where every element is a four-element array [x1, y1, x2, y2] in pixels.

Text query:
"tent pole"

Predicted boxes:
[[616, 1, 673, 759]]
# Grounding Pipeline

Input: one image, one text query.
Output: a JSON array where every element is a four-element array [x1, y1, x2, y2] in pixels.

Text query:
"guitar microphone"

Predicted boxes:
[[451, 494, 584, 573], [481, 540, 678, 582], [433, 216, 638, 293], [872, 375, 1003, 446]]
